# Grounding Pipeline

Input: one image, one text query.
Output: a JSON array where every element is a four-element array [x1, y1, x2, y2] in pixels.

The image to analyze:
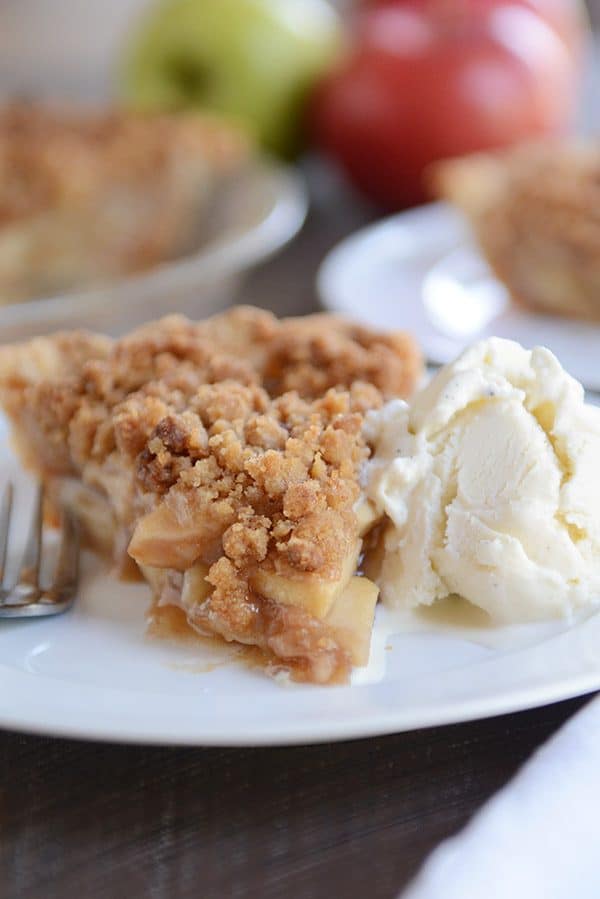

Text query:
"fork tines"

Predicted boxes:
[[0, 481, 80, 618], [0, 481, 13, 584]]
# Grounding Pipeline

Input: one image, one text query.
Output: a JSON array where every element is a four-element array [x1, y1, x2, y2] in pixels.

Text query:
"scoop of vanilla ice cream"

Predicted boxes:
[[365, 338, 600, 623]]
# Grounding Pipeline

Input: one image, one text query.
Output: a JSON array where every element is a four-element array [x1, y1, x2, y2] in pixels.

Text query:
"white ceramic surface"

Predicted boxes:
[[318, 203, 600, 393], [1, 416, 600, 746]]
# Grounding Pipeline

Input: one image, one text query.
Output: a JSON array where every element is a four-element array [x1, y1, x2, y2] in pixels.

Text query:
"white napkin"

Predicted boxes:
[[401, 694, 600, 899]]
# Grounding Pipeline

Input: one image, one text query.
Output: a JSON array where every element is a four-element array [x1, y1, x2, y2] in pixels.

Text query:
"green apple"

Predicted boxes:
[[121, 0, 342, 157]]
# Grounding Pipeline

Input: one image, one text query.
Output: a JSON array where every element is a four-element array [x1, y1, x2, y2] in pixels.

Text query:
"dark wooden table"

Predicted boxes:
[[0, 166, 596, 899], [0, 698, 592, 898]]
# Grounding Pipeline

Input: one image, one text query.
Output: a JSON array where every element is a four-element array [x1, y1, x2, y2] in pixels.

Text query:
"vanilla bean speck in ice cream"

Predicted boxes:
[[365, 338, 600, 623]]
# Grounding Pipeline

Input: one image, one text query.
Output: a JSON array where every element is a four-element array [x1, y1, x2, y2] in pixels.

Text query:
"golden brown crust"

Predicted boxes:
[[434, 143, 600, 321], [0, 306, 421, 683]]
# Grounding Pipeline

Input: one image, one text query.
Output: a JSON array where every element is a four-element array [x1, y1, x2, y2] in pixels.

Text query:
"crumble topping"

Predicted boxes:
[[0, 101, 248, 227], [263, 315, 421, 398], [0, 306, 421, 682], [127, 381, 372, 575], [1, 307, 419, 476]]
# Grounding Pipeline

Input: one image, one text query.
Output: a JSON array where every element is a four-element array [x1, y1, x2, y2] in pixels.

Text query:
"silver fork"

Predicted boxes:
[[0, 482, 80, 618]]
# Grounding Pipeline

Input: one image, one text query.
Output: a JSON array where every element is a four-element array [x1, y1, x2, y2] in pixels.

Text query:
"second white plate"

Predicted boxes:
[[318, 203, 600, 393]]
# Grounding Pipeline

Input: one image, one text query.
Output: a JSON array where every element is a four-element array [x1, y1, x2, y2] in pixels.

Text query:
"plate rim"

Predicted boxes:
[[0, 662, 598, 746], [316, 201, 460, 319]]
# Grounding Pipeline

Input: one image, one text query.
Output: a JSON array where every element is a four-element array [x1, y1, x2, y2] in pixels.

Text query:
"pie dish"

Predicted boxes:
[[433, 143, 600, 321], [0, 101, 250, 304], [0, 307, 421, 684]]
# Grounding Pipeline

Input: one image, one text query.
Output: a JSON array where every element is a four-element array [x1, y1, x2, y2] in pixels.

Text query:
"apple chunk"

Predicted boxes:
[[128, 488, 233, 570], [355, 497, 379, 536], [325, 576, 379, 666], [137, 563, 168, 596], [181, 562, 211, 611], [250, 540, 361, 619], [138, 561, 211, 613], [128, 502, 204, 569]]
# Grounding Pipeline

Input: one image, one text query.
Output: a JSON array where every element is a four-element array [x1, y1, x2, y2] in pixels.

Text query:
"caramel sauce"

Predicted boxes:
[[147, 603, 204, 643], [147, 602, 271, 675], [117, 556, 145, 583]]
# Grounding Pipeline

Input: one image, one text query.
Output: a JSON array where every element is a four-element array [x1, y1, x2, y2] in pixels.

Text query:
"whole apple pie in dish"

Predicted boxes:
[[0, 307, 421, 683], [0, 102, 250, 304], [434, 142, 600, 321]]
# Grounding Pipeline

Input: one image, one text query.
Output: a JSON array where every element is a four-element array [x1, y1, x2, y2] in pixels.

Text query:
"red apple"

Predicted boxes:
[[362, 0, 588, 53], [310, 0, 586, 207]]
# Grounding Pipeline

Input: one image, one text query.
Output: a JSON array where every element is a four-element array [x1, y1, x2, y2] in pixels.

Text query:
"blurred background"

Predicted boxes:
[[0, 1, 597, 93], [1, 0, 597, 221], [0, 0, 598, 334]]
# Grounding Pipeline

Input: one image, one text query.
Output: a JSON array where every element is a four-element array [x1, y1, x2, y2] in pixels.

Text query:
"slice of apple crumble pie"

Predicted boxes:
[[0, 307, 421, 683], [433, 143, 600, 321]]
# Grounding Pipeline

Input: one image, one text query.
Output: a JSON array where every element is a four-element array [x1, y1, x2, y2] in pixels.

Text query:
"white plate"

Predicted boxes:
[[2, 417, 600, 746], [318, 203, 600, 393]]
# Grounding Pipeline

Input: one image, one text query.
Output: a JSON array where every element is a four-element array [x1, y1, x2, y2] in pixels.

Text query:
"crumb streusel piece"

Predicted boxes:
[[434, 143, 600, 321], [0, 306, 421, 683]]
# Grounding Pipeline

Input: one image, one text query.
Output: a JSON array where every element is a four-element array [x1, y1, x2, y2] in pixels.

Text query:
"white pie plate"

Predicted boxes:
[[318, 203, 600, 394], [2, 416, 600, 745], [0, 158, 307, 342]]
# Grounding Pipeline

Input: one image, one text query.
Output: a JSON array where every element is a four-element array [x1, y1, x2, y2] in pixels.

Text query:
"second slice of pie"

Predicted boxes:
[[433, 142, 600, 321]]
